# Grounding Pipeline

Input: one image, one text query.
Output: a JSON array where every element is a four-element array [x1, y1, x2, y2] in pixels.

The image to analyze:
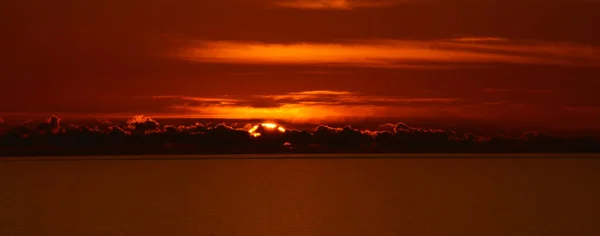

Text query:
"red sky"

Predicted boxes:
[[2, 0, 600, 129]]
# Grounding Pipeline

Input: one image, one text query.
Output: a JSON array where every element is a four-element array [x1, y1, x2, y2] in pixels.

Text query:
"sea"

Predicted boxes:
[[1, 154, 599, 236]]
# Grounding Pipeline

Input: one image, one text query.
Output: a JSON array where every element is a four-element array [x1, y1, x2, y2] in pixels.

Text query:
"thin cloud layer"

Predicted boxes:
[[273, 0, 399, 9], [146, 89, 600, 127], [152, 91, 464, 122], [176, 38, 600, 68], [451, 37, 508, 42]]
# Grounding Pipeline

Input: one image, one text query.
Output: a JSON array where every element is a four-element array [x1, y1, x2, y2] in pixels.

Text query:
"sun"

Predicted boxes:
[[248, 123, 286, 137]]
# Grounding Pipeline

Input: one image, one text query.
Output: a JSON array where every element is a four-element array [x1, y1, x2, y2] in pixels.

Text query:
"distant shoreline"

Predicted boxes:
[[2, 153, 600, 162]]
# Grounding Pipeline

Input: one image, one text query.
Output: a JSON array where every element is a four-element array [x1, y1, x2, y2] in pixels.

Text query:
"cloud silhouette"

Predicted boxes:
[[108, 126, 130, 137], [1, 114, 599, 156], [36, 115, 63, 135], [66, 124, 102, 134], [126, 115, 161, 135], [394, 122, 411, 133], [0, 118, 8, 135]]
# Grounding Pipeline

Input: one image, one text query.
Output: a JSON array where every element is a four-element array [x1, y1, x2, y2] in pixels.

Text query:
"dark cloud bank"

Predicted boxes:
[[0, 115, 599, 156]]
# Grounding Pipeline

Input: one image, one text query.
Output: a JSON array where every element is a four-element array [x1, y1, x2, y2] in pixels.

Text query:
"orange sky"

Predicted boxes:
[[2, 0, 600, 129]]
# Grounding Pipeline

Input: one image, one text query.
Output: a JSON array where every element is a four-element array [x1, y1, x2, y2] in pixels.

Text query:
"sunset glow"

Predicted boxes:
[[3, 0, 600, 130], [4, 1, 600, 234], [262, 123, 278, 129], [247, 123, 287, 137]]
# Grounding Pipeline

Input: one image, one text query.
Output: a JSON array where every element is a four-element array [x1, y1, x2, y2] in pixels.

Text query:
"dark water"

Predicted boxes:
[[1, 154, 600, 236]]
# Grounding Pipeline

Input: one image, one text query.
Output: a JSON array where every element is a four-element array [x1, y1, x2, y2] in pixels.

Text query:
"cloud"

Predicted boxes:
[[65, 124, 102, 134], [378, 123, 396, 132], [257, 90, 350, 101], [36, 115, 63, 134], [484, 88, 554, 94], [484, 88, 514, 93], [257, 91, 461, 105], [394, 122, 411, 132], [0, 118, 7, 135], [293, 90, 352, 95], [315, 124, 344, 133], [440, 39, 599, 63], [152, 91, 464, 122], [152, 95, 242, 104], [451, 37, 508, 43], [294, 70, 353, 75], [126, 115, 161, 134], [108, 126, 130, 136], [273, 0, 399, 10], [482, 101, 509, 105], [254, 90, 459, 105], [178, 104, 384, 121], [463, 133, 491, 143], [179, 122, 207, 133], [1, 114, 600, 155], [174, 38, 600, 68]]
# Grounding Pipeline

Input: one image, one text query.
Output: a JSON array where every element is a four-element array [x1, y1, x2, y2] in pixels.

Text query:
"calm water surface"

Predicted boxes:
[[1, 154, 600, 236]]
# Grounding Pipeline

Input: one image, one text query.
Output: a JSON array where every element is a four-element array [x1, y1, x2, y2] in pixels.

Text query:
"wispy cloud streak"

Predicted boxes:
[[175, 38, 600, 68], [273, 0, 399, 10], [152, 91, 465, 122]]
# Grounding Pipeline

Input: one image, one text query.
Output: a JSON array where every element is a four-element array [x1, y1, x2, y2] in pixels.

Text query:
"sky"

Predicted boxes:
[[2, 0, 600, 130]]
